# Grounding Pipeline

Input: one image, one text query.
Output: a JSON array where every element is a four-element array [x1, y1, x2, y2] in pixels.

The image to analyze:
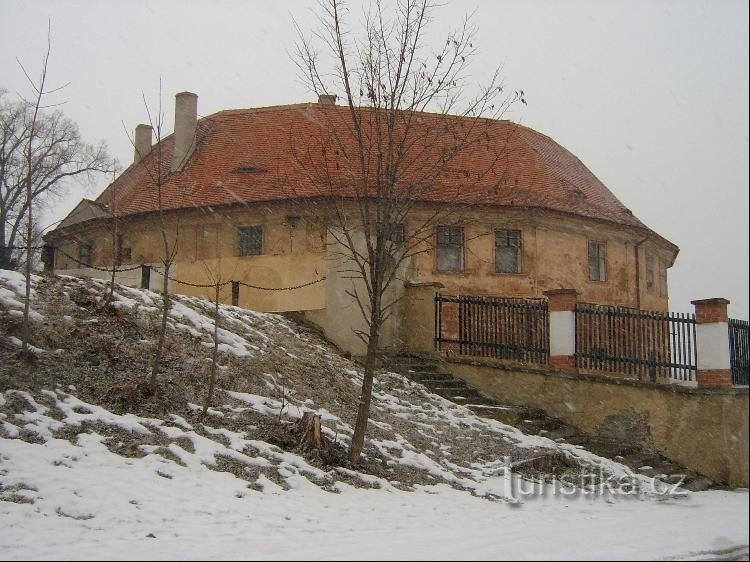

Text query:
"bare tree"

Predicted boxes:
[[199, 258, 234, 415], [102, 163, 123, 308], [130, 83, 181, 390], [0, 90, 112, 271], [294, 0, 521, 462], [13, 26, 113, 356]]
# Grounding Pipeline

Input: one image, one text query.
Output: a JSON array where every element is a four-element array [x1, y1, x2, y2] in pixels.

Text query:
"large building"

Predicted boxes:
[[45, 92, 678, 356]]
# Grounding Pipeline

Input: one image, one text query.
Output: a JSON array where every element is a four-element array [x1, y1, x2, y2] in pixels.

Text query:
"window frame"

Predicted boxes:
[[494, 229, 523, 274], [435, 225, 465, 272], [79, 242, 93, 267], [658, 258, 669, 297], [388, 223, 405, 246], [645, 253, 655, 291], [116, 234, 131, 265], [238, 225, 263, 257], [587, 240, 607, 282]]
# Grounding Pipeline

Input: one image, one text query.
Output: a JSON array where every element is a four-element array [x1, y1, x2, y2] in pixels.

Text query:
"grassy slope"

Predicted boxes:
[[0, 270, 649, 494]]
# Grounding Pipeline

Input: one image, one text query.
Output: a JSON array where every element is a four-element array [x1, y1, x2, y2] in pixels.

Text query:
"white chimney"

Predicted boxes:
[[133, 124, 153, 165], [171, 91, 198, 172]]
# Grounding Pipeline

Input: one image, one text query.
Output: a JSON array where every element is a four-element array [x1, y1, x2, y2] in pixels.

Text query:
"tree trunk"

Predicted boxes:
[[348, 315, 381, 463], [298, 411, 324, 451], [149, 261, 171, 388], [202, 282, 220, 415], [104, 170, 118, 307], [20, 196, 33, 355]]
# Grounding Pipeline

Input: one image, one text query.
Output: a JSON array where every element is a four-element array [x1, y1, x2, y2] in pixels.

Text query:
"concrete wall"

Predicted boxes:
[[442, 357, 749, 487]]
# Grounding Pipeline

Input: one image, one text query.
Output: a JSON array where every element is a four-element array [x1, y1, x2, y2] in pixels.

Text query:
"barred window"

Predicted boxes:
[[495, 229, 522, 273], [389, 223, 405, 245], [436, 226, 464, 272], [238, 226, 263, 256], [588, 241, 606, 282], [646, 254, 655, 291], [79, 243, 92, 267], [116, 234, 131, 265], [659, 258, 668, 297]]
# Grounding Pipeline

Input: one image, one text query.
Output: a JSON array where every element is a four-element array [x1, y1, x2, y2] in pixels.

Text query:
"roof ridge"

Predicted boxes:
[[203, 102, 517, 125]]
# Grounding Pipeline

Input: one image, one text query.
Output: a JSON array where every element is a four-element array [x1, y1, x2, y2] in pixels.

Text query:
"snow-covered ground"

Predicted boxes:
[[1, 426, 747, 561], [1, 270, 748, 560]]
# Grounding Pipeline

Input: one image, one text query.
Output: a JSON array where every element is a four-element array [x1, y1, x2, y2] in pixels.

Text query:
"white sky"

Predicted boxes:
[[1, 0, 747, 318]]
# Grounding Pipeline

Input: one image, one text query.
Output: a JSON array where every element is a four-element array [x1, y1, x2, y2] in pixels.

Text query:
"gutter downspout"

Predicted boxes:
[[634, 235, 650, 310]]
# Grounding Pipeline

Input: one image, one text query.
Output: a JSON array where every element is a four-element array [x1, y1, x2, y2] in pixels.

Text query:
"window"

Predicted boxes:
[[588, 241, 606, 281], [495, 229, 522, 273], [197, 226, 218, 260], [238, 226, 263, 256], [436, 226, 464, 272], [658, 258, 668, 297], [116, 234, 131, 265], [388, 223, 405, 245], [79, 243, 92, 267], [646, 254, 655, 291]]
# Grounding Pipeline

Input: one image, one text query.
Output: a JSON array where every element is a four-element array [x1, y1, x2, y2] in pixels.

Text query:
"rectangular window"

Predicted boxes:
[[388, 223, 405, 245], [238, 226, 263, 256], [495, 229, 522, 273], [659, 258, 668, 297], [116, 234, 131, 265], [436, 226, 464, 272], [645, 254, 655, 291], [588, 241, 606, 282], [196, 226, 218, 260], [79, 243, 92, 267]]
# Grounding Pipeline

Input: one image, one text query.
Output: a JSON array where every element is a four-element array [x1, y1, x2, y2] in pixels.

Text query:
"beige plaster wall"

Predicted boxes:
[[52, 203, 327, 313], [49, 201, 678, 355], [406, 206, 675, 312], [304, 228, 406, 356]]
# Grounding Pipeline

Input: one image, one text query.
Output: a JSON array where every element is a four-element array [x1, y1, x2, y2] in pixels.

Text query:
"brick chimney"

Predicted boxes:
[[133, 124, 153, 165], [171, 91, 198, 172], [318, 94, 336, 105]]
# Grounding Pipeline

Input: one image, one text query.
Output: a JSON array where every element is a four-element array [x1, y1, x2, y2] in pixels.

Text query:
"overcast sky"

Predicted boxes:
[[1, 0, 747, 318]]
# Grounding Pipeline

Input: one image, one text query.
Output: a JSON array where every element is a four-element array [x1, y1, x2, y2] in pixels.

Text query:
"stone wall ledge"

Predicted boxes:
[[438, 353, 749, 396]]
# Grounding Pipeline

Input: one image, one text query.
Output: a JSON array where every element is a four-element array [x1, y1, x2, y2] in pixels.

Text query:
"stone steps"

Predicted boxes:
[[381, 353, 717, 491]]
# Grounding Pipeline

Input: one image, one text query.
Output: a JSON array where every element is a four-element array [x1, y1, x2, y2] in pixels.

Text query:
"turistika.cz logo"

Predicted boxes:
[[495, 456, 689, 504]]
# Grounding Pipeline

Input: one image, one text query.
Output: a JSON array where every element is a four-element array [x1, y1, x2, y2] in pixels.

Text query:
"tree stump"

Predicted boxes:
[[298, 411, 324, 451]]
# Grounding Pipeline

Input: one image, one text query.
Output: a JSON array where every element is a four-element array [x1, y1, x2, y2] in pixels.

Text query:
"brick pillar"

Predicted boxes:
[[544, 289, 579, 374], [692, 298, 732, 389]]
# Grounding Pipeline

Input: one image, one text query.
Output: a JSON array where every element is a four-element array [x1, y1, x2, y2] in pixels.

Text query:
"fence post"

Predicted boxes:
[[692, 298, 732, 389], [544, 289, 579, 374], [141, 264, 151, 290], [42, 245, 55, 272], [404, 282, 444, 354]]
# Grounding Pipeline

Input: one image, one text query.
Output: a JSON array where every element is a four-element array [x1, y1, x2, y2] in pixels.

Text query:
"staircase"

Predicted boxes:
[[381, 353, 717, 491], [382, 353, 578, 440]]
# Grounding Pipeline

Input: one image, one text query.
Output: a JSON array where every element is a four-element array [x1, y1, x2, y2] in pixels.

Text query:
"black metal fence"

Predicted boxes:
[[575, 303, 697, 383], [434, 294, 549, 365], [729, 318, 749, 386]]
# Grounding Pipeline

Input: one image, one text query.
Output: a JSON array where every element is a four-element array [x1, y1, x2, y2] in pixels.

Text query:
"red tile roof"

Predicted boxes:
[[95, 103, 661, 236]]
